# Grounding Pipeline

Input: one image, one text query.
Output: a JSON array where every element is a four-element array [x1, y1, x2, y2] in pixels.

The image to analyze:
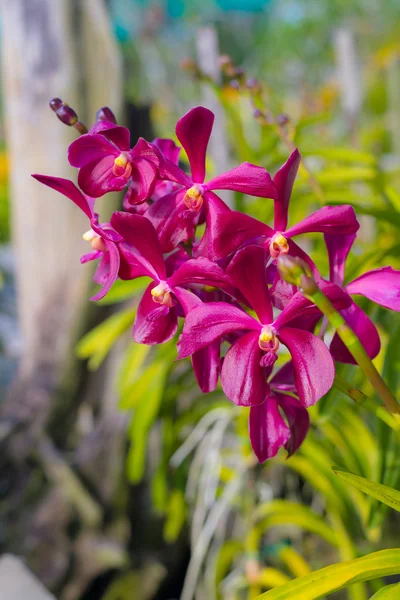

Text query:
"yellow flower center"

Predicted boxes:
[[82, 229, 107, 252], [258, 326, 279, 352], [113, 152, 133, 178], [183, 185, 204, 211], [151, 282, 174, 307], [269, 232, 289, 259]]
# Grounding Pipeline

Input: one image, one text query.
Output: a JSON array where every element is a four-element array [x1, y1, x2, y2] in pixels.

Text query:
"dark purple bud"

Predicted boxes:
[[277, 113, 290, 126], [49, 98, 63, 112], [55, 104, 78, 126], [230, 79, 240, 90], [253, 108, 264, 119], [96, 107, 117, 123]]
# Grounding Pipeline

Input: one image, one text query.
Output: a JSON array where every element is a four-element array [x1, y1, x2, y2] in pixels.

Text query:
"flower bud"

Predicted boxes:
[[277, 255, 312, 287], [96, 107, 117, 123], [55, 104, 78, 126], [49, 98, 63, 112], [277, 113, 290, 126]]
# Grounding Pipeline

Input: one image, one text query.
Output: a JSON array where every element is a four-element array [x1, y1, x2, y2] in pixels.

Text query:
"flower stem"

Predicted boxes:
[[333, 374, 400, 431]]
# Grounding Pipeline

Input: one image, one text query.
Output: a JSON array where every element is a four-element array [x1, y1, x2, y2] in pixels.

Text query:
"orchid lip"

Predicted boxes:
[[83, 229, 107, 252], [183, 184, 204, 211], [258, 325, 279, 352], [113, 152, 133, 178], [151, 281, 174, 307], [269, 232, 289, 259]]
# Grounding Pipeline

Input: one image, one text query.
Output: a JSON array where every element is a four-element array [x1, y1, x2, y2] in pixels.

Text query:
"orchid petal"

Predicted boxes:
[[249, 397, 290, 462], [177, 302, 259, 359], [77, 158, 127, 197], [168, 257, 230, 289], [193, 190, 230, 259], [90, 122, 131, 151], [192, 342, 221, 393], [175, 106, 214, 183], [270, 361, 296, 392], [68, 133, 118, 167], [278, 327, 335, 407], [206, 162, 278, 198], [32, 174, 94, 219], [324, 232, 356, 286], [210, 211, 273, 260], [133, 283, 178, 345], [330, 302, 381, 364], [284, 205, 359, 239], [226, 245, 273, 323], [110, 212, 165, 279], [278, 395, 310, 456], [221, 331, 269, 406], [146, 189, 197, 253], [126, 158, 158, 205], [273, 149, 301, 231], [346, 266, 400, 311], [153, 138, 181, 165], [90, 240, 120, 301], [80, 250, 102, 264]]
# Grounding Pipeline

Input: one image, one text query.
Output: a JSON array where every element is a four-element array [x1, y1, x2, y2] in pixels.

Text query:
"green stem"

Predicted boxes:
[[333, 374, 400, 431], [308, 287, 400, 419]]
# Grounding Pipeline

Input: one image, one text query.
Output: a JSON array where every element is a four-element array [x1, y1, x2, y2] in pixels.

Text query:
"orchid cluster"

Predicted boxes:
[[33, 105, 400, 463]]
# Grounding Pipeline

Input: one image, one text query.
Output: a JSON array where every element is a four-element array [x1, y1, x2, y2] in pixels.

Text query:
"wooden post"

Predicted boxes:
[[1, 0, 123, 377], [1, 0, 89, 376]]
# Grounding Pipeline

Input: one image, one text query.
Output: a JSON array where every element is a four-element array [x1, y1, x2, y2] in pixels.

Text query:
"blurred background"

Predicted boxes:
[[1, 1, 400, 599]]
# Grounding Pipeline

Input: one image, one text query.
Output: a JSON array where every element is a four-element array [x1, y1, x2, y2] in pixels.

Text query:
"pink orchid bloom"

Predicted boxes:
[[209, 149, 360, 263], [68, 120, 162, 201], [145, 106, 278, 254], [178, 245, 347, 407], [110, 212, 231, 346], [32, 175, 142, 301]]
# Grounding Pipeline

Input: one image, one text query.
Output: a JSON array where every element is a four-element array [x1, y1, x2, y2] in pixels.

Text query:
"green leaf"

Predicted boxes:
[[302, 147, 376, 165], [369, 583, 400, 599], [163, 489, 187, 543], [255, 549, 400, 599], [332, 466, 400, 512], [76, 307, 136, 370], [126, 359, 169, 483], [254, 500, 338, 547], [311, 167, 376, 185], [96, 276, 150, 305]]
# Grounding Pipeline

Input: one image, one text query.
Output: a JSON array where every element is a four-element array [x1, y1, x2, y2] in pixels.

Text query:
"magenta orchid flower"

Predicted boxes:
[[68, 120, 162, 201], [178, 245, 340, 407], [325, 233, 400, 363], [31, 174, 143, 301], [209, 149, 359, 263], [145, 106, 278, 253], [110, 212, 231, 346]]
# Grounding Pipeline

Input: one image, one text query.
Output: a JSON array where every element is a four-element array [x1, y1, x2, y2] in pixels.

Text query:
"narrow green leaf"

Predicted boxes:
[[256, 549, 400, 599], [163, 489, 187, 543], [369, 582, 400, 599], [96, 276, 150, 305], [332, 466, 400, 512], [76, 308, 136, 370], [302, 147, 376, 165]]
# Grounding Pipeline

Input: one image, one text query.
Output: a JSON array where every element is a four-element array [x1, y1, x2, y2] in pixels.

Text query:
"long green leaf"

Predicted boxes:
[[76, 308, 136, 370], [369, 583, 400, 599], [332, 466, 400, 512], [255, 549, 400, 599]]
